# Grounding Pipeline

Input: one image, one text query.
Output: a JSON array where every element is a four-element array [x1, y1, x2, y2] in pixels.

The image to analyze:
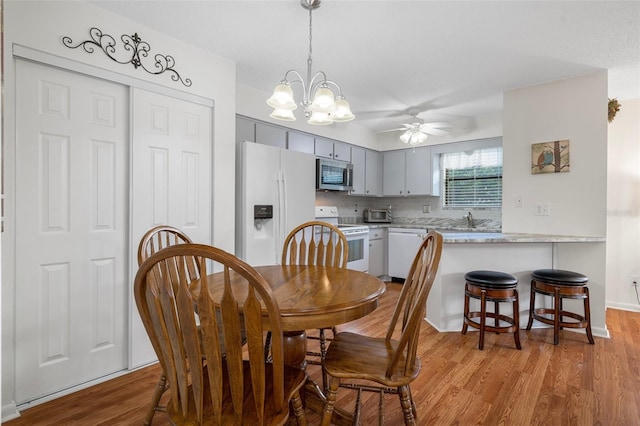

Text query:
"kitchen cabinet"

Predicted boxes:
[[382, 147, 431, 196], [350, 147, 382, 196], [315, 137, 351, 162], [387, 228, 428, 279], [350, 146, 366, 194], [365, 150, 382, 196], [255, 122, 287, 149], [236, 116, 255, 143], [369, 228, 387, 277], [287, 131, 315, 154]]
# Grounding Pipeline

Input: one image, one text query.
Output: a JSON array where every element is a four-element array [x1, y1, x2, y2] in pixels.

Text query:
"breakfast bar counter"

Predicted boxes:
[[440, 232, 605, 243], [424, 232, 607, 340]]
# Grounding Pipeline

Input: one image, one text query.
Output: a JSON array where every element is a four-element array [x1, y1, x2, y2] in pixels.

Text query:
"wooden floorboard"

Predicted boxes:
[[6, 283, 640, 425]]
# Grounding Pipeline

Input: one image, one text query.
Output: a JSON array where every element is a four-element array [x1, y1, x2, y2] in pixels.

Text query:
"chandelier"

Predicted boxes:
[[267, 0, 354, 125]]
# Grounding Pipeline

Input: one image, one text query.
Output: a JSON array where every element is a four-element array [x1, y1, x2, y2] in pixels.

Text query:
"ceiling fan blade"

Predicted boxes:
[[422, 128, 451, 136], [423, 121, 454, 129], [377, 127, 407, 133]]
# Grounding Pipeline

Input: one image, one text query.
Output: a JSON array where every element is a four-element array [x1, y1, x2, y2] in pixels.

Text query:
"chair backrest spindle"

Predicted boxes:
[[384, 231, 443, 378], [282, 221, 348, 268], [135, 244, 293, 425]]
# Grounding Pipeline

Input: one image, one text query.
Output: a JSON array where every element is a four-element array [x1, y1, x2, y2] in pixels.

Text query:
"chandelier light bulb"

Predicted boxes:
[[309, 86, 337, 113], [307, 111, 334, 125], [267, 84, 297, 110], [270, 108, 297, 121], [331, 97, 355, 122]]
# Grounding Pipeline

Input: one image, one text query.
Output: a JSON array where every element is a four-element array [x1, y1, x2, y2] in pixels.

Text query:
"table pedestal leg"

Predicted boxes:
[[283, 330, 353, 426]]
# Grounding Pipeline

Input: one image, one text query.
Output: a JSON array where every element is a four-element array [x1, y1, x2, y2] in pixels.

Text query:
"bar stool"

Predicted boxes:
[[462, 270, 521, 350], [526, 268, 594, 345]]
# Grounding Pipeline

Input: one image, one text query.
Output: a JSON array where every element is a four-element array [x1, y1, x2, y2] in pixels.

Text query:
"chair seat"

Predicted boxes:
[[324, 332, 421, 387], [168, 362, 307, 425], [465, 270, 518, 288], [532, 269, 588, 285]]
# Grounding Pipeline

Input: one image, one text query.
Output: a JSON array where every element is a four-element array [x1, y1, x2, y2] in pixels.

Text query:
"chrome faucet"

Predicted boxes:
[[465, 211, 474, 228]]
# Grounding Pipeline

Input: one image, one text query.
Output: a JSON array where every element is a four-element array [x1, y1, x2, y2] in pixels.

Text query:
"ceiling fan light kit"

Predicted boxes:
[[266, 0, 354, 125], [400, 127, 429, 145]]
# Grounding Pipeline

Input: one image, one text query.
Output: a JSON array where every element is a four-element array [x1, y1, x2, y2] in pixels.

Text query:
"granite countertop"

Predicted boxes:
[[439, 232, 605, 243], [344, 217, 604, 243]]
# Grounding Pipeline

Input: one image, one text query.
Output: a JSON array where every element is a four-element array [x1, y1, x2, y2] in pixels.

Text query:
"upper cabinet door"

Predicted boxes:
[[315, 137, 351, 162], [255, 122, 287, 149], [382, 150, 406, 195], [382, 148, 432, 196], [236, 116, 255, 143], [333, 141, 351, 162], [405, 147, 431, 195], [365, 149, 382, 196], [315, 137, 335, 159], [350, 146, 366, 195], [288, 131, 315, 154]]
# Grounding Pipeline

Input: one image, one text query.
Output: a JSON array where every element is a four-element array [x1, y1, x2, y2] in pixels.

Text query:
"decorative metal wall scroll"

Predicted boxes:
[[62, 27, 192, 87]]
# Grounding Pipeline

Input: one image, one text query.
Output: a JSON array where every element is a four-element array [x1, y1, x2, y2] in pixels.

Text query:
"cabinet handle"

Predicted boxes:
[[407, 190, 411, 194]]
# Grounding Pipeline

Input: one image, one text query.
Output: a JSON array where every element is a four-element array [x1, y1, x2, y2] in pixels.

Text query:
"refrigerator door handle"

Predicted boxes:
[[280, 168, 288, 239], [276, 168, 285, 264]]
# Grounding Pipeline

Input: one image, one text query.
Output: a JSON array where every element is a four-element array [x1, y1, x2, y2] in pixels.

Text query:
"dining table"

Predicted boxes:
[[196, 264, 386, 424]]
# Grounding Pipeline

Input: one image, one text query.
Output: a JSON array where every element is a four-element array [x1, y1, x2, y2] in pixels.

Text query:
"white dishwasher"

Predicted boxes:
[[387, 227, 429, 280]]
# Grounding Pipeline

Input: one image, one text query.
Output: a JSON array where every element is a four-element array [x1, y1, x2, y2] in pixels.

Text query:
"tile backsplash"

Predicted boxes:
[[315, 191, 502, 229]]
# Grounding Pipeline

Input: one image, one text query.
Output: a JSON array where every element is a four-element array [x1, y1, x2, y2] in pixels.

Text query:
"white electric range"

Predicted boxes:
[[315, 206, 370, 272]]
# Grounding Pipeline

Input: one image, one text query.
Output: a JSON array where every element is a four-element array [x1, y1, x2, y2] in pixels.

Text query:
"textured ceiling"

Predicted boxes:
[[90, 0, 640, 134]]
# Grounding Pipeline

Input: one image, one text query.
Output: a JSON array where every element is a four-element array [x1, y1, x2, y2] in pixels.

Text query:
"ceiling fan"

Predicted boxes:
[[378, 110, 453, 145]]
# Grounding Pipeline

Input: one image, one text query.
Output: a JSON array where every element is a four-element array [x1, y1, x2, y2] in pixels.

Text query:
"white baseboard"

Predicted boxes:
[[2, 401, 20, 422], [607, 302, 640, 313]]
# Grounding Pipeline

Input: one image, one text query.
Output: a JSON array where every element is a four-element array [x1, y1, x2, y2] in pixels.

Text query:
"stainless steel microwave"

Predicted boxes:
[[316, 158, 353, 191]]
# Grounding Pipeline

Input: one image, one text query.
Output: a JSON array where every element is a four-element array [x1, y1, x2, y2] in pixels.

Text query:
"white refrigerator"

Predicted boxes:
[[236, 141, 316, 266]]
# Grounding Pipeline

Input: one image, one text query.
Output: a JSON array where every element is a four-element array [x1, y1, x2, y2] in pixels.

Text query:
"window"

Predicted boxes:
[[442, 147, 503, 208]]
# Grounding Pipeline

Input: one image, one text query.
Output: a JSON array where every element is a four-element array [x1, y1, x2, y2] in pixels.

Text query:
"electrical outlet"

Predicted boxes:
[[535, 203, 550, 216], [422, 205, 431, 213]]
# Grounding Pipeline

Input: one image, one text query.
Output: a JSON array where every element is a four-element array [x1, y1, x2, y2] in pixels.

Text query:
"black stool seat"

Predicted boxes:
[[462, 270, 520, 350], [531, 269, 588, 285], [465, 270, 518, 288]]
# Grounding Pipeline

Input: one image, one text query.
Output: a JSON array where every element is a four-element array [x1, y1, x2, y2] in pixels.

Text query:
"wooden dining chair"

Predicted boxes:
[[134, 243, 308, 425], [137, 225, 195, 425], [280, 220, 348, 390], [320, 231, 443, 426]]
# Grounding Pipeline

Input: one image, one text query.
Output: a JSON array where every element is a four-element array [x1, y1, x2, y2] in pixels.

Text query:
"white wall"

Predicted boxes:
[[502, 72, 608, 237], [606, 98, 640, 312], [502, 71, 609, 336], [2, 0, 236, 417]]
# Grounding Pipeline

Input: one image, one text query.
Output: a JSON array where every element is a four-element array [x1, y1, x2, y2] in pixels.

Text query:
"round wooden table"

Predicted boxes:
[[202, 264, 385, 361], [200, 264, 386, 424]]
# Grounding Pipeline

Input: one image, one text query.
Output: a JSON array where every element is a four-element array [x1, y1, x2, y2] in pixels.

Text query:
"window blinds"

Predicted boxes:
[[443, 147, 503, 207]]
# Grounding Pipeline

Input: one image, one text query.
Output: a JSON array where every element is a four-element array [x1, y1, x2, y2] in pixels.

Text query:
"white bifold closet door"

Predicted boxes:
[[14, 61, 213, 404], [129, 88, 212, 368], [14, 59, 129, 404]]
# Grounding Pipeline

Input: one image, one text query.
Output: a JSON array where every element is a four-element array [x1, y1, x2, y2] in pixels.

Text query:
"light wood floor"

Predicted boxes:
[[6, 283, 640, 425]]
